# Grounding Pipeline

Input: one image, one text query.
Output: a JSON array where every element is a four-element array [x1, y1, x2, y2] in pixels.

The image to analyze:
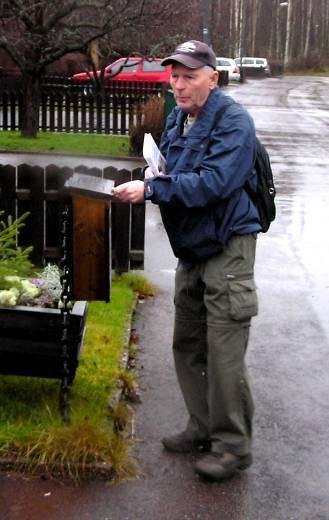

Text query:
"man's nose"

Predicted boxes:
[[174, 77, 186, 89]]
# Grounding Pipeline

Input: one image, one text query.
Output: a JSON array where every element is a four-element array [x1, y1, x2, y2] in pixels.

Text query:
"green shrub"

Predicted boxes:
[[0, 212, 33, 281]]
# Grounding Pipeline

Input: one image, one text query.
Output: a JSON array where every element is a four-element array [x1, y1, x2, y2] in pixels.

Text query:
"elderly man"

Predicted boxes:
[[112, 40, 261, 482]]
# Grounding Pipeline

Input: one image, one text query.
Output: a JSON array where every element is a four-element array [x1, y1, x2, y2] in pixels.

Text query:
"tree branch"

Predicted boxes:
[[43, 1, 78, 32], [9, 0, 37, 31], [0, 35, 25, 70]]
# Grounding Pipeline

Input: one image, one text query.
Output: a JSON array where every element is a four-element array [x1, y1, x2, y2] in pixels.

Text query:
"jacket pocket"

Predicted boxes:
[[176, 138, 207, 171], [228, 278, 258, 321]]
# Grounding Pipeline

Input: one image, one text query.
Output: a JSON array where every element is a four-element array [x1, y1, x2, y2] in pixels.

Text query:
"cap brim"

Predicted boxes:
[[161, 54, 204, 69]]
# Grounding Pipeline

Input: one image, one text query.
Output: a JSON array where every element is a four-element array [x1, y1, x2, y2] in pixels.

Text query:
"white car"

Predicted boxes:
[[216, 57, 240, 82], [234, 57, 271, 76]]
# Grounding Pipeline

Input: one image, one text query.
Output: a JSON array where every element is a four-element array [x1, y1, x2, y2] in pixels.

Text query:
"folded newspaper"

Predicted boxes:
[[143, 133, 166, 177]]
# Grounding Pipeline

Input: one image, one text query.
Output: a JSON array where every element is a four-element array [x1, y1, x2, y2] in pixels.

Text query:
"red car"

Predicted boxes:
[[72, 57, 171, 84]]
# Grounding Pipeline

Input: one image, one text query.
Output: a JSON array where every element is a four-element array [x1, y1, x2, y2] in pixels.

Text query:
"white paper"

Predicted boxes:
[[143, 133, 166, 177]]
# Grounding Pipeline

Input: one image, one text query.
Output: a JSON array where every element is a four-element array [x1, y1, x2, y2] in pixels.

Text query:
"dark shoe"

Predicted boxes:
[[194, 451, 252, 481], [162, 432, 210, 453]]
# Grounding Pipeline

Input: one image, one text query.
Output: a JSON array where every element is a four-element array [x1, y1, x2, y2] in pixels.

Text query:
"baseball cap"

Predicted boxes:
[[161, 40, 217, 70]]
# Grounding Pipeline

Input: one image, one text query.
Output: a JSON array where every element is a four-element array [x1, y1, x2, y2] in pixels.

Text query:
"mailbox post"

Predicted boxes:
[[64, 173, 114, 302]]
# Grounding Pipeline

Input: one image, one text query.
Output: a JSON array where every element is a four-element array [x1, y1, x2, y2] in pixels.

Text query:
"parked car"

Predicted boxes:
[[234, 57, 271, 76], [72, 57, 172, 84], [216, 57, 240, 82]]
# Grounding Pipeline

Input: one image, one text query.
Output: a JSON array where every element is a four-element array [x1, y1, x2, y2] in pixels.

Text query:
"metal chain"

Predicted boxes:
[[59, 205, 72, 423]]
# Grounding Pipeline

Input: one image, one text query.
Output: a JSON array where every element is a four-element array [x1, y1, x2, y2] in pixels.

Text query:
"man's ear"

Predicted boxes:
[[210, 71, 219, 89]]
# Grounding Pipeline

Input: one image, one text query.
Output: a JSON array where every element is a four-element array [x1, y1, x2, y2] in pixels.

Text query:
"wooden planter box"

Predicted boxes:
[[0, 301, 88, 419]]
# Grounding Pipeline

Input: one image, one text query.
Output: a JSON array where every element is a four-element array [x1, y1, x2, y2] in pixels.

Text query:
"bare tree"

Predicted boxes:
[[283, 0, 293, 68], [0, 0, 171, 137], [1, 0, 329, 138], [303, 0, 313, 59], [249, 0, 259, 55], [211, 0, 328, 69]]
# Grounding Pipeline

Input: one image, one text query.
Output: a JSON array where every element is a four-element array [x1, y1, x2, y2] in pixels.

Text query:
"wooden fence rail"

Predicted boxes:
[[0, 80, 165, 134], [0, 162, 145, 275]]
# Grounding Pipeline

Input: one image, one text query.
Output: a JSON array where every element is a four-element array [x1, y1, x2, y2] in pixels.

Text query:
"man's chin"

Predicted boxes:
[[176, 100, 191, 111]]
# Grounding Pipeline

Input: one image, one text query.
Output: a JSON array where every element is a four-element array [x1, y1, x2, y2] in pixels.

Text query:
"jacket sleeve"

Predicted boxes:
[[144, 104, 257, 208]]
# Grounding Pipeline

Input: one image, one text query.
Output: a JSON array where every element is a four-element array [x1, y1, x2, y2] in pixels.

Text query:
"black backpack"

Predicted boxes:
[[216, 102, 276, 233], [244, 137, 276, 232]]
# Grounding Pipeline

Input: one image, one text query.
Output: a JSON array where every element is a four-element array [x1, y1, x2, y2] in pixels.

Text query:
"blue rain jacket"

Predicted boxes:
[[144, 86, 262, 263]]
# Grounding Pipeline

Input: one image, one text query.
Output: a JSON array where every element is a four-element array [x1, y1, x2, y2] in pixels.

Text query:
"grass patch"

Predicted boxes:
[[0, 273, 156, 482], [0, 131, 130, 157], [285, 69, 329, 77]]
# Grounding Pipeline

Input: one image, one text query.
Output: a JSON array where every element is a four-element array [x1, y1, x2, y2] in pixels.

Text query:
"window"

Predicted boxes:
[[142, 61, 166, 72], [216, 59, 231, 66], [107, 60, 138, 75]]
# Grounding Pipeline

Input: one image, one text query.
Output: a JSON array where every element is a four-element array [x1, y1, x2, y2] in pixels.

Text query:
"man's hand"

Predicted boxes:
[[112, 180, 145, 203]]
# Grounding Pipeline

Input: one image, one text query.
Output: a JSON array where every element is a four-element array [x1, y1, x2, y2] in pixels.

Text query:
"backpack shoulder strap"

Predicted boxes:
[[214, 99, 237, 127], [214, 100, 255, 192]]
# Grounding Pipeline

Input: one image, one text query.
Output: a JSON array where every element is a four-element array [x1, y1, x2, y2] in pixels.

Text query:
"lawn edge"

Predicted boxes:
[[0, 294, 139, 482]]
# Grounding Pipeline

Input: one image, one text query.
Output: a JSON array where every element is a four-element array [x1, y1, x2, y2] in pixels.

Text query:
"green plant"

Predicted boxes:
[[0, 213, 62, 308], [116, 271, 156, 299], [0, 212, 33, 280]]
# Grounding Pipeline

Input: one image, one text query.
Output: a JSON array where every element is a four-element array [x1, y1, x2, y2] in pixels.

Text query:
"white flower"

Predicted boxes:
[[40, 264, 62, 301], [20, 279, 40, 299], [0, 288, 20, 306], [0, 264, 62, 308], [4, 275, 21, 283]]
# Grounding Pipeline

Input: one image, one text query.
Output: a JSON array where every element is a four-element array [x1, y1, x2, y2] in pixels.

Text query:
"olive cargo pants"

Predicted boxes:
[[173, 234, 258, 456]]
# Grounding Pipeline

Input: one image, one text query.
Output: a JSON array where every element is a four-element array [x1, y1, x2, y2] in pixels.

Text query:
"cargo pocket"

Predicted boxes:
[[228, 278, 258, 321]]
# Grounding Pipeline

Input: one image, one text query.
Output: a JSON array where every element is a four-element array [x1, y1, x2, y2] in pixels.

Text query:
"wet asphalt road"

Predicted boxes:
[[1, 76, 329, 519]]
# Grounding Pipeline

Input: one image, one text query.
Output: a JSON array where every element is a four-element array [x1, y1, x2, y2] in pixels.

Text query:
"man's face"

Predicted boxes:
[[170, 63, 218, 116]]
